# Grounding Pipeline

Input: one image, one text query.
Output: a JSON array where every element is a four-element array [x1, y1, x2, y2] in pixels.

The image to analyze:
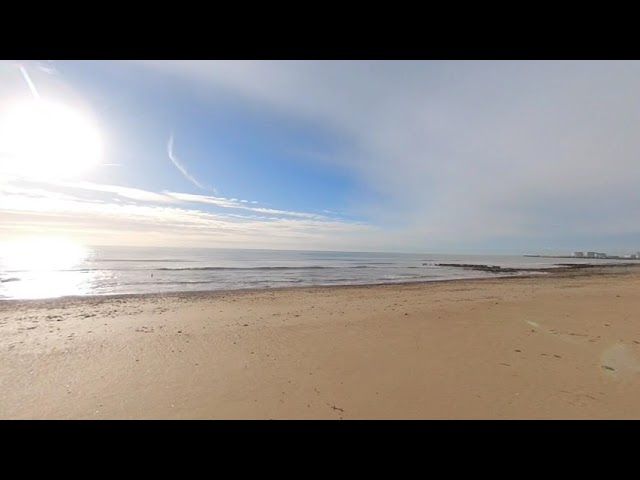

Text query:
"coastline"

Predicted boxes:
[[3, 261, 639, 307], [2, 264, 640, 419]]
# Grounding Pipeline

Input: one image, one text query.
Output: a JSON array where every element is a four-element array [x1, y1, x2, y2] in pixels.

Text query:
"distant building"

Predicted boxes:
[[586, 252, 597, 258], [595, 252, 607, 258], [573, 251, 584, 257]]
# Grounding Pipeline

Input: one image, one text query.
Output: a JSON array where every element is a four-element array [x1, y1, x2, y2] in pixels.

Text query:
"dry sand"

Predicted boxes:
[[1, 266, 640, 419]]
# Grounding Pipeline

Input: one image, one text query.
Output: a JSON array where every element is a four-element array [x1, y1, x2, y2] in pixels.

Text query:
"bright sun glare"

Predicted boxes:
[[1, 237, 89, 272], [0, 99, 102, 179], [0, 237, 91, 299]]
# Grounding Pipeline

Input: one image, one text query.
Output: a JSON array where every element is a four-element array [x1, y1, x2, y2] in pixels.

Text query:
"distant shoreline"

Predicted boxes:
[[523, 255, 640, 260]]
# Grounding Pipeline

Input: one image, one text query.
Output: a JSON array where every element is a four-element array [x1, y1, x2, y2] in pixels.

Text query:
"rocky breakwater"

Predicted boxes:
[[430, 263, 598, 274]]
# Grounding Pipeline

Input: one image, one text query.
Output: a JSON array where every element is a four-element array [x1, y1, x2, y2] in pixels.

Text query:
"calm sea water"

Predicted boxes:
[[0, 245, 637, 300]]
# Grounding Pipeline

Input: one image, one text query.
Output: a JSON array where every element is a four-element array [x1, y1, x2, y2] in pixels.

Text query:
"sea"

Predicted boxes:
[[1, 244, 637, 300]]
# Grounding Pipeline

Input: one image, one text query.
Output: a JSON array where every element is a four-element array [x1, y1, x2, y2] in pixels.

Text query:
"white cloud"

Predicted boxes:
[[162, 191, 240, 209], [164, 191, 330, 220], [53, 180, 176, 203], [0, 180, 375, 250]]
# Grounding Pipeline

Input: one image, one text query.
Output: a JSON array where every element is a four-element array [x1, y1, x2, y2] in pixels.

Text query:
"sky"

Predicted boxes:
[[1, 60, 640, 254]]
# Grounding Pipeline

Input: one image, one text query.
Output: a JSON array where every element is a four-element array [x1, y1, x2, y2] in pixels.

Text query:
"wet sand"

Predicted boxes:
[[1, 265, 640, 419]]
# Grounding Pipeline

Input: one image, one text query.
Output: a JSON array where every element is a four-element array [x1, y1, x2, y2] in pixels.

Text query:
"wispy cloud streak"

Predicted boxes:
[[164, 191, 331, 220], [18, 65, 40, 100], [167, 133, 206, 190]]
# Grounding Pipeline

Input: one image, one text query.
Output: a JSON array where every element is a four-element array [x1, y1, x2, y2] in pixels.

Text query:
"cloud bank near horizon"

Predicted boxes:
[[0, 178, 376, 250]]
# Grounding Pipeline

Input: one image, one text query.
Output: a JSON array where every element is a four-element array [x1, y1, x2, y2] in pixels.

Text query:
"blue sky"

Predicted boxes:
[[2, 60, 640, 254]]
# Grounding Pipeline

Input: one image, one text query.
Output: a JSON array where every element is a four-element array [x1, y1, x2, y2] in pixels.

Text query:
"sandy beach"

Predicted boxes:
[[1, 265, 640, 419]]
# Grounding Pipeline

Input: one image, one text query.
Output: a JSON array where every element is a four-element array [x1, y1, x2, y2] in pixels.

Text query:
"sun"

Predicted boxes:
[[0, 98, 103, 179]]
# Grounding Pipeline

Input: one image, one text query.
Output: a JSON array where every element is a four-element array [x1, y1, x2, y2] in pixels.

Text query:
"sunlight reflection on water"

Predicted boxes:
[[0, 237, 94, 299]]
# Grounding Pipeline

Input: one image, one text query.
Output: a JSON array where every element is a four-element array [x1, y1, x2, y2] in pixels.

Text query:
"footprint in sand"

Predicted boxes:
[[525, 319, 598, 345]]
